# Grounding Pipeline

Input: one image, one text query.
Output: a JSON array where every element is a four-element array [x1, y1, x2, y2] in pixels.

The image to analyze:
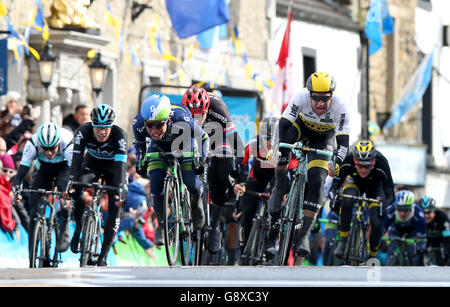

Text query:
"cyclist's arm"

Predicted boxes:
[[412, 210, 428, 251], [131, 114, 148, 164], [112, 128, 128, 188], [10, 139, 36, 187], [71, 127, 86, 181], [193, 120, 209, 159], [379, 153, 395, 206]]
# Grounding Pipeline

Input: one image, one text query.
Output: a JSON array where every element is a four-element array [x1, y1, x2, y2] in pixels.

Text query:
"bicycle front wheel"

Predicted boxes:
[[29, 219, 47, 268], [163, 176, 180, 266], [80, 212, 96, 267], [179, 187, 193, 266]]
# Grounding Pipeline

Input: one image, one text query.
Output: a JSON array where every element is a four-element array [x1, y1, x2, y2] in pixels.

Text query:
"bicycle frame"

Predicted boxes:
[[276, 141, 333, 266]]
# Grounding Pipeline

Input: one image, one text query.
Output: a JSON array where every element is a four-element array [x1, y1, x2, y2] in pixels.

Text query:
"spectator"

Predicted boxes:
[[127, 158, 140, 183], [0, 153, 29, 240], [0, 156, 16, 237], [62, 104, 90, 133], [119, 179, 157, 260], [0, 91, 22, 136], [3, 105, 40, 150]]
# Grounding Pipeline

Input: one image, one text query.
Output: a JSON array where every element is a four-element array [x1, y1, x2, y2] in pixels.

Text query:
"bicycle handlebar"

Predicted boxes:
[[145, 151, 195, 159], [317, 218, 338, 224], [279, 142, 334, 158], [66, 175, 125, 202], [339, 193, 382, 205], [17, 188, 65, 197], [382, 236, 417, 245]]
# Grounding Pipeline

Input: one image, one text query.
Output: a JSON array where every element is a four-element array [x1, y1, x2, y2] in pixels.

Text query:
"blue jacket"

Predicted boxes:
[[124, 181, 148, 212]]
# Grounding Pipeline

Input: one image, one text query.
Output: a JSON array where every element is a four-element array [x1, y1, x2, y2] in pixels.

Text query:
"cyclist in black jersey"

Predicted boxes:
[[69, 104, 128, 266], [182, 85, 245, 265], [329, 139, 395, 259], [419, 195, 450, 265]]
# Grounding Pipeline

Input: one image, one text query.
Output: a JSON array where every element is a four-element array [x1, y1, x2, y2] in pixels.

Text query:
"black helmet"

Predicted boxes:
[[91, 104, 115, 127]]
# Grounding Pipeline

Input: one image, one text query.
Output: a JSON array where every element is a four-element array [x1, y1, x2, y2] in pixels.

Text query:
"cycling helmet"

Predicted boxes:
[[37, 122, 60, 148], [353, 139, 377, 166], [141, 94, 171, 123], [181, 85, 210, 115], [419, 195, 436, 213], [259, 117, 279, 141], [395, 190, 415, 210], [91, 104, 115, 127], [306, 72, 336, 93]]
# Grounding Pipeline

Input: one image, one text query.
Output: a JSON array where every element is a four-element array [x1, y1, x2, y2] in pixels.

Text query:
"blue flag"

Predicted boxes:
[[166, 0, 229, 39], [384, 51, 434, 130], [0, 40, 7, 95], [365, 0, 394, 55]]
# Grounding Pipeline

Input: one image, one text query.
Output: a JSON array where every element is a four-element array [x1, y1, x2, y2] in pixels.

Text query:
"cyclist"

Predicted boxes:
[[181, 85, 245, 264], [268, 72, 350, 258], [419, 195, 450, 265], [69, 104, 128, 266], [133, 94, 209, 247], [384, 190, 427, 265], [11, 122, 74, 257], [329, 139, 395, 259]]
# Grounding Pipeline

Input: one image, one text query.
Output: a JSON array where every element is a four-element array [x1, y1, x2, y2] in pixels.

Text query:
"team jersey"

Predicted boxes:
[[426, 210, 450, 247], [20, 127, 74, 167], [330, 151, 395, 206], [11, 127, 74, 187], [203, 93, 243, 157], [71, 123, 128, 181], [282, 89, 350, 136], [132, 104, 209, 159], [384, 203, 427, 250]]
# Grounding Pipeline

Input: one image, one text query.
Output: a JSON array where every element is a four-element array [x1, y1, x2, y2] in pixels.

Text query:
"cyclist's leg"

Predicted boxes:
[[294, 136, 333, 257], [97, 160, 126, 265], [207, 157, 232, 253], [70, 156, 96, 253], [55, 164, 72, 252], [239, 177, 265, 252], [180, 157, 205, 230], [334, 178, 360, 258], [147, 142, 169, 246], [367, 183, 385, 258]]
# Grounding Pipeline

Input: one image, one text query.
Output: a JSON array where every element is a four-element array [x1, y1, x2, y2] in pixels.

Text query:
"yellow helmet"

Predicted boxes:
[[306, 72, 336, 93], [354, 139, 377, 165]]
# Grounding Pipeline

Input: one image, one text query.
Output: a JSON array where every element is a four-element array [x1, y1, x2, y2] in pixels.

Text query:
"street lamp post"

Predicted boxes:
[[38, 43, 56, 91], [88, 52, 108, 97]]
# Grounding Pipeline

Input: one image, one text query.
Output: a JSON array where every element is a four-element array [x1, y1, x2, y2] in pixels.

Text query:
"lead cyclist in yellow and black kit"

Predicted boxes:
[[267, 72, 350, 259]]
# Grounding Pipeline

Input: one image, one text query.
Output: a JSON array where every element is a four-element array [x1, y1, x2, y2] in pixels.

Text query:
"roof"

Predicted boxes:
[[276, 0, 362, 33]]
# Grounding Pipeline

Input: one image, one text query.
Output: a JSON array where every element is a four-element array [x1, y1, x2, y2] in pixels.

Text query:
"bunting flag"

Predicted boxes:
[[165, 0, 230, 39], [0, 1, 8, 17], [383, 51, 434, 130], [365, 0, 394, 55]]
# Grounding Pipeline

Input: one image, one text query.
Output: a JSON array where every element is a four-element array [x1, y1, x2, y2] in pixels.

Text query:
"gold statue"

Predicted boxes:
[[47, 0, 100, 31]]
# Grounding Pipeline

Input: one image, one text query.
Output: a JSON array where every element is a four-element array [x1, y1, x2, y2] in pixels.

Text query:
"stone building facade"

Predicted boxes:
[[1, 0, 272, 141]]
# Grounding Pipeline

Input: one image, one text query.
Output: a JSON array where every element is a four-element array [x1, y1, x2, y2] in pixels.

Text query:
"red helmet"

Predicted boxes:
[[181, 85, 210, 115]]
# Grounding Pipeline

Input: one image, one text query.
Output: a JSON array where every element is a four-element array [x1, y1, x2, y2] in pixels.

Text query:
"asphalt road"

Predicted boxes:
[[0, 266, 450, 287]]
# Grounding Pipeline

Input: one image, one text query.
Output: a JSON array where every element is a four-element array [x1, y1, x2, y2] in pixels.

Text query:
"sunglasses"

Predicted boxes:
[[2, 168, 16, 175], [41, 145, 58, 152], [354, 158, 376, 168], [310, 95, 332, 102], [145, 119, 168, 130]]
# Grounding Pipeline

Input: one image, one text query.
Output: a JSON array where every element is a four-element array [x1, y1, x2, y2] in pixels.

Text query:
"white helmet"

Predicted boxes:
[[37, 122, 60, 148]]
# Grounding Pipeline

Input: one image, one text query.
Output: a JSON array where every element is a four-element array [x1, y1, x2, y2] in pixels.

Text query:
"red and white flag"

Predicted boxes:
[[273, 6, 294, 115]]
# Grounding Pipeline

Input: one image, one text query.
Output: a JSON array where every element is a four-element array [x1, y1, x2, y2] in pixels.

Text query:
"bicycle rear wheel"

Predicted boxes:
[[163, 176, 180, 266], [180, 187, 193, 266], [240, 218, 261, 265], [80, 212, 96, 267], [29, 219, 46, 268]]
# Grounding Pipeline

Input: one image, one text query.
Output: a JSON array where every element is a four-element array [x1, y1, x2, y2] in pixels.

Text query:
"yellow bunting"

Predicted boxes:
[[23, 40, 40, 60], [256, 78, 263, 92], [11, 38, 19, 61], [162, 52, 182, 64], [178, 68, 185, 84], [87, 49, 96, 59], [245, 64, 253, 80], [0, 2, 8, 17], [42, 24, 49, 42]]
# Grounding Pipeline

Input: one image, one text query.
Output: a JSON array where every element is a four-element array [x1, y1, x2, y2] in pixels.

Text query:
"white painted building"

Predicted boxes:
[[415, 0, 450, 208], [269, 0, 363, 144]]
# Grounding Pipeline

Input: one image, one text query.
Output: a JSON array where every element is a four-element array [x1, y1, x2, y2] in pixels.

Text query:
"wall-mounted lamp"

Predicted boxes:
[[38, 43, 56, 90], [88, 52, 108, 96]]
